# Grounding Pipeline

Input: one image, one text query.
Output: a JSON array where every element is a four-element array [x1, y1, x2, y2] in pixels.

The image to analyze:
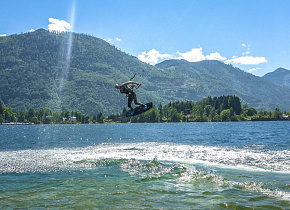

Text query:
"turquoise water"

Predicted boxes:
[[0, 122, 289, 209]]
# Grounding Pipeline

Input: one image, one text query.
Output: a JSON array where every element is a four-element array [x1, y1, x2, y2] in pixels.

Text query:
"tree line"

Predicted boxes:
[[0, 95, 288, 124], [127, 95, 287, 123]]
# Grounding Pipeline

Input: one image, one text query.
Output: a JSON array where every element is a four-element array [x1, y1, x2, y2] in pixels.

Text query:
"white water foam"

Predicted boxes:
[[0, 142, 289, 174], [1, 142, 289, 201]]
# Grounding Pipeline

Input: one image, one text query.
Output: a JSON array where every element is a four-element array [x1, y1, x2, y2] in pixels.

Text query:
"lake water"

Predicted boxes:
[[0, 122, 289, 209]]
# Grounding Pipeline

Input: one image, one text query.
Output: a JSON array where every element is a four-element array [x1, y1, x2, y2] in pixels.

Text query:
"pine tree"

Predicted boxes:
[[0, 101, 4, 123]]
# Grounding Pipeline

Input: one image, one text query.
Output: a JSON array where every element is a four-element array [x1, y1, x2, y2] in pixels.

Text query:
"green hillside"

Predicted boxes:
[[156, 60, 290, 111], [262, 67, 290, 87], [0, 29, 166, 115], [1, 29, 290, 114]]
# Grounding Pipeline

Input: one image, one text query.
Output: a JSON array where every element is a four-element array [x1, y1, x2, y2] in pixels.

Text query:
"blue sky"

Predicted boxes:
[[1, 0, 290, 76]]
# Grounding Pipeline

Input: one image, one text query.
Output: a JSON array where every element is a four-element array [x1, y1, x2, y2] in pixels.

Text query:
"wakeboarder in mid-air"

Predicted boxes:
[[115, 80, 147, 116]]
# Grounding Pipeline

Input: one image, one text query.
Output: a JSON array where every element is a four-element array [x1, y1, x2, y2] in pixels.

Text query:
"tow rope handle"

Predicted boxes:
[[129, 73, 141, 89], [135, 83, 141, 89]]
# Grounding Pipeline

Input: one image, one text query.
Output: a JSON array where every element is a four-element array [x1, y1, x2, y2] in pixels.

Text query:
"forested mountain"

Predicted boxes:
[[262, 68, 290, 88], [155, 60, 290, 111], [0, 29, 165, 115], [1, 29, 290, 114]]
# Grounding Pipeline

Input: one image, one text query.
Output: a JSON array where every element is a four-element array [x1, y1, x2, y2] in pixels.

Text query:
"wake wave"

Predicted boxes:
[[0, 142, 289, 174], [0, 142, 289, 202]]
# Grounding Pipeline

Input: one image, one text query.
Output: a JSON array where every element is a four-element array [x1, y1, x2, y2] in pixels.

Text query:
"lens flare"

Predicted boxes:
[[57, 1, 76, 109]]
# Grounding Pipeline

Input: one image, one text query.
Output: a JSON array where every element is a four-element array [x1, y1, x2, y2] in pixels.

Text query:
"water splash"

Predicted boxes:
[[1, 142, 289, 174], [1, 142, 289, 202]]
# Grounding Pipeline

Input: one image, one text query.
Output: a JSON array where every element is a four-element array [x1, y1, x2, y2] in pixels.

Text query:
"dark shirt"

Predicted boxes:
[[119, 81, 139, 95], [120, 85, 132, 95]]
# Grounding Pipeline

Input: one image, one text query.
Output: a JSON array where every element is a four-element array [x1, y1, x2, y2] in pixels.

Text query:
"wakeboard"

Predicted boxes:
[[126, 102, 153, 117]]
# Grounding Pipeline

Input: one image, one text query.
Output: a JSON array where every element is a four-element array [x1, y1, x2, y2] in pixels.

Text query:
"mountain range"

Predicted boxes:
[[0, 29, 290, 115], [262, 67, 290, 88]]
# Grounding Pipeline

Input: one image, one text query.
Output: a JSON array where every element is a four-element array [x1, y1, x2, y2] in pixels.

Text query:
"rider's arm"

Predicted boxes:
[[121, 81, 140, 89]]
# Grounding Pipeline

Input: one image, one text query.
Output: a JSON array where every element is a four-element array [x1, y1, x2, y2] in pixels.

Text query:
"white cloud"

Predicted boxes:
[[176, 48, 227, 62], [0, 34, 7, 37], [241, 43, 251, 55], [29, 29, 35, 33], [224, 43, 266, 66], [137, 46, 265, 68], [138, 49, 172, 65], [248, 67, 261, 73], [48, 18, 71, 33], [103, 38, 113, 43], [138, 48, 228, 64], [205, 52, 227, 61], [176, 48, 205, 62], [242, 50, 250, 56], [103, 37, 121, 43], [225, 56, 267, 65]]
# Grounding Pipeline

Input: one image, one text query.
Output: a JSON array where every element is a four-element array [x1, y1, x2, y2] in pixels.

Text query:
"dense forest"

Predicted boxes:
[[0, 29, 161, 115], [262, 67, 290, 87], [1, 29, 290, 115], [1, 95, 288, 124]]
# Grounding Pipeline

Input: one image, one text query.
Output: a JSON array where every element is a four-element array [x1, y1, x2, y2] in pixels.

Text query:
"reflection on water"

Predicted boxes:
[[0, 122, 289, 208]]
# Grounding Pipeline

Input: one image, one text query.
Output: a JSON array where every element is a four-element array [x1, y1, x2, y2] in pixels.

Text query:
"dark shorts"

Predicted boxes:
[[128, 92, 138, 108]]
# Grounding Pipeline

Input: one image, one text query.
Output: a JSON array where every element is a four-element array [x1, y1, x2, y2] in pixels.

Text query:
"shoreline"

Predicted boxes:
[[2, 118, 290, 125]]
